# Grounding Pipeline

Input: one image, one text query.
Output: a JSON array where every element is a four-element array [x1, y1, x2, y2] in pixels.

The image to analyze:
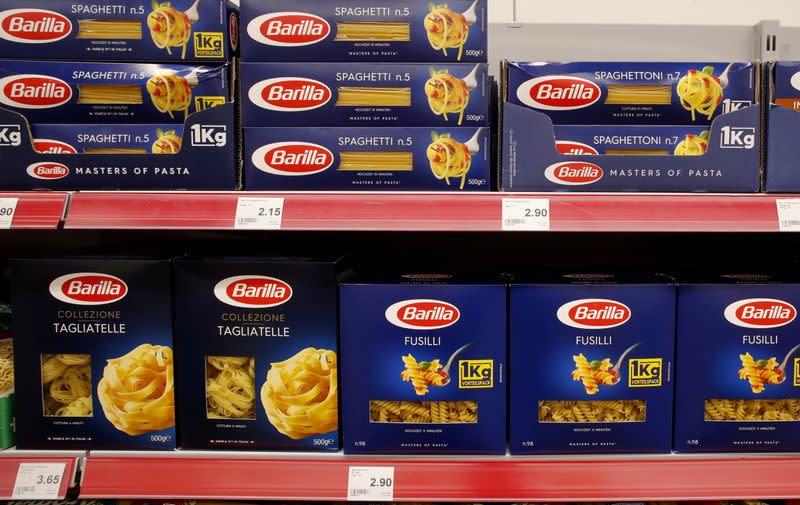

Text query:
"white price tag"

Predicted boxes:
[[347, 466, 394, 501], [12, 462, 66, 499], [234, 197, 284, 230], [0, 197, 19, 229], [776, 199, 800, 231], [502, 198, 550, 231]]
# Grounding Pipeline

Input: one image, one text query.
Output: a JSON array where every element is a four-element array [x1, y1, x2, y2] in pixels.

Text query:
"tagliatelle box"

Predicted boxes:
[[10, 258, 175, 450], [340, 275, 506, 454], [510, 275, 675, 454]]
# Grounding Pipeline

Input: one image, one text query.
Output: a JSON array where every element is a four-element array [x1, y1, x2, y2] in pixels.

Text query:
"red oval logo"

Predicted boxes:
[[544, 161, 603, 185], [555, 140, 598, 155], [32, 139, 77, 154], [252, 141, 334, 176], [558, 299, 631, 329], [246, 12, 330, 47], [0, 9, 72, 43], [0, 74, 71, 109], [26, 162, 69, 179], [248, 77, 331, 112], [214, 275, 293, 308], [517, 76, 601, 110], [725, 298, 797, 328], [49, 273, 128, 305], [385, 299, 460, 330]]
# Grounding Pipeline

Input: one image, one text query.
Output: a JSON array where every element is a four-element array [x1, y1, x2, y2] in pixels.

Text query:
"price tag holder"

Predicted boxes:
[[12, 462, 66, 499], [776, 199, 800, 231], [502, 198, 550, 231], [347, 466, 394, 501], [234, 197, 284, 230], [0, 197, 19, 229]]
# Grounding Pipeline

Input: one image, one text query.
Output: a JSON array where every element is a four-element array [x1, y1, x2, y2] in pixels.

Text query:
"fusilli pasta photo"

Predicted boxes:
[[705, 398, 800, 421], [538, 400, 646, 423], [738, 352, 783, 393], [41, 353, 93, 417], [370, 400, 477, 423], [206, 356, 256, 419], [401, 354, 447, 395], [571, 353, 619, 394]]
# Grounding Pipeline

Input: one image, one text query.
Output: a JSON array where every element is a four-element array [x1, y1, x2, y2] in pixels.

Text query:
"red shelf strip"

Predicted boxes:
[[0, 192, 68, 229], [0, 456, 78, 500]]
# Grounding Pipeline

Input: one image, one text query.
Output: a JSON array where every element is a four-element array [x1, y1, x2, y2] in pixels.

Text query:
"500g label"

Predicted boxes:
[[313, 438, 334, 446], [150, 434, 172, 443]]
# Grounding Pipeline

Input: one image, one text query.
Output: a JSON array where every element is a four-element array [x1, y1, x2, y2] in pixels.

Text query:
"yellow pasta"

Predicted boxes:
[[152, 128, 182, 154], [738, 352, 782, 393], [424, 4, 470, 61], [77, 84, 144, 105], [401, 354, 446, 395], [335, 87, 411, 107], [41, 354, 93, 417], [261, 347, 337, 439], [338, 152, 413, 171], [604, 84, 672, 105], [425, 70, 470, 125], [148, 1, 192, 59], [147, 73, 193, 120], [539, 400, 646, 423], [84, 148, 148, 154], [76, 19, 143, 39], [571, 354, 618, 394], [677, 67, 723, 121], [674, 133, 709, 156], [206, 356, 256, 419], [705, 399, 800, 421], [97, 344, 175, 435], [0, 340, 13, 395], [427, 133, 472, 189], [334, 22, 410, 41], [604, 149, 671, 156], [370, 400, 477, 423]]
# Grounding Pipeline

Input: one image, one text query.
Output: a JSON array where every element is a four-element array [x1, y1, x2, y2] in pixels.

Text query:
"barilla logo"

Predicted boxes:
[[557, 299, 632, 329], [516, 76, 601, 110], [213, 275, 293, 308], [0, 74, 71, 109], [49, 273, 128, 305], [724, 298, 797, 328], [251, 141, 333, 176], [247, 12, 330, 47], [248, 77, 331, 112], [32, 138, 77, 154], [26, 161, 69, 180], [0, 9, 72, 43], [544, 161, 603, 185], [555, 140, 599, 155], [385, 299, 460, 330]]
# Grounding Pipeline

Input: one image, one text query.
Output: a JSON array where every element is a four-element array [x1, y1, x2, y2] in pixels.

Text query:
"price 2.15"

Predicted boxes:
[[36, 474, 60, 485], [258, 207, 281, 217], [524, 208, 548, 218], [369, 477, 392, 487]]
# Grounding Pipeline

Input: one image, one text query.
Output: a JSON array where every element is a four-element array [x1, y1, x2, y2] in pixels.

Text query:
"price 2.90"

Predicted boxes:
[[369, 477, 393, 487], [523, 208, 548, 218], [0, 206, 13, 217]]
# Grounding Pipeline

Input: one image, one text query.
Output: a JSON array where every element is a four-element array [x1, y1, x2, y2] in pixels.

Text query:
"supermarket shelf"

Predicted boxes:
[[64, 191, 799, 232], [0, 450, 83, 499], [0, 192, 68, 229], [79, 451, 800, 501]]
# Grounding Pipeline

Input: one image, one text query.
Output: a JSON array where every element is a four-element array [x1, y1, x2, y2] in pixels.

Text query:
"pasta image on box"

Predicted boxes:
[[0, 60, 230, 124], [505, 62, 755, 125], [10, 258, 175, 450], [674, 275, 800, 452], [509, 275, 675, 454], [0, 0, 237, 62], [242, 62, 489, 127], [32, 124, 184, 154], [244, 126, 490, 191], [174, 257, 344, 451], [242, 0, 487, 63], [552, 125, 711, 156], [340, 275, 506, 454]]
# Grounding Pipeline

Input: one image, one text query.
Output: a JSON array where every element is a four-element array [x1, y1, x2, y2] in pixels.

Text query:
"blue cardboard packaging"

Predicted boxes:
[[174, 258, 343, 451], [510, 275, 675, 454], [552, 125, 711, 155], [766, 62, 800, 192], [31, 124, 184, 154], [340, 275, 506, 454], [10, 258, 176, 450]]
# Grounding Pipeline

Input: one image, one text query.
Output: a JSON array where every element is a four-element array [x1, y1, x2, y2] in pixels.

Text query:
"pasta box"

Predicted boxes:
[[10, 258, 175, 450], [0, 298, 13, 450], [243, 126, 491, 191], [241, 0, 487, 63], [340, 274, 506, 454], [551, 125, 711, 156], [173, 257, 346, 451], [0, 0, 238, 62], [31, 124, 184, 154], [241, 62, 489, 127], [509, 274, 675, 454], [674, 275, 800, 452], [765, 62, 800, 192]]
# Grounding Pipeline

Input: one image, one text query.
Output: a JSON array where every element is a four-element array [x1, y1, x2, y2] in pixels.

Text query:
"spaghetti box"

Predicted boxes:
[[174, 257, 344, 451], [31, 124, 184, 154], [340, 275, 506, 454], [766, 62, 800, 192], [241, 0, 487, 63], [504, 61, 755, 125], [0, 0, 237, 62], [10, 258, 175, 450], [242, 62, 489, 127], [510, 275, 675, 454], [0, 60, 230, 124], [675, 275, 800, 452], [243, 126, 490, 191], [552, 125, 711, 156]]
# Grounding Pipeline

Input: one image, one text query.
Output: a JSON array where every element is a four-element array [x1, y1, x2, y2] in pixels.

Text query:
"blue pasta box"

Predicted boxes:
[[242, 62, 489, 127], [0, 60, 230, 124], [242, 0, 487, 63], [675, 275, 800, 452], [10, 258, 175, 450], [505, 61, 755, 125], [766, 62, 800, 192], [0, 0, 238, 62], [174, 257, 345, 451], [31, 124, 183, 154], [244, 126, 490, 191], [510, 274, 675, 454], [552, 125, 711, 156], [340, 274, 506, 454]]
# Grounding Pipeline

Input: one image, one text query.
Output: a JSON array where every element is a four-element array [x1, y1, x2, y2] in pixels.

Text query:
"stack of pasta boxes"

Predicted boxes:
[[0, 0, 237, 190], [241, 0, 491, 191]]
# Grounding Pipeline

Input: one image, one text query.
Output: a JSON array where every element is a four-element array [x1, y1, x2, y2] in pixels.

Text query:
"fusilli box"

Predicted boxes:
[[173, 257, 344, 451], [340, 275, 506, 454], [509, 275, 675, 454], [10, 258, 175, 449], [675, 276, 800, 452]]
